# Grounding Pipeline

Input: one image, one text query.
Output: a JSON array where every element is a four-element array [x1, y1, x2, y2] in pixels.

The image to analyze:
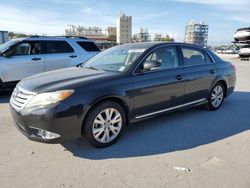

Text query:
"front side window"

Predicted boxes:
[[139, 46, 179, 72], [12, 42, 30, 55], [44, 41, 74, 54], [181, 47, 206, 66], [11, 41, 42, 56], [83, 45, 146, 72]]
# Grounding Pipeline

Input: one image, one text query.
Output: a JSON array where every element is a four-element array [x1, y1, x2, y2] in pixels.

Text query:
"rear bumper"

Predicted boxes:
[[10, 102, 85, 143]]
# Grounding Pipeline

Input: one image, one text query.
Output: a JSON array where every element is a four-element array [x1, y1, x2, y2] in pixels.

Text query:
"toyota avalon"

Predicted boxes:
[[10, 42, 236, 148]]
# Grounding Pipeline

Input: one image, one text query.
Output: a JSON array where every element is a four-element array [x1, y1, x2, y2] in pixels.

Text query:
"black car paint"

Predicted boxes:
[[10, 42, 236, 143]]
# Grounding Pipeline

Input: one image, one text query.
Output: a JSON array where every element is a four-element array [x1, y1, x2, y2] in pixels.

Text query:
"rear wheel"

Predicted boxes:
[[84, 101, 126, 148], [207, 83, 225, 111]]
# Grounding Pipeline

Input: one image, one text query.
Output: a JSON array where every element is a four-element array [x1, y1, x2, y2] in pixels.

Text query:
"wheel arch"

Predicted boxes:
[[211, 78, 228, 98], [81, 95, 130, 135]]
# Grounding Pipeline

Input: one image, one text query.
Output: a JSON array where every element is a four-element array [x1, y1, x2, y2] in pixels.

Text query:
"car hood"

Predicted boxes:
[[18, 67, 118, 93]]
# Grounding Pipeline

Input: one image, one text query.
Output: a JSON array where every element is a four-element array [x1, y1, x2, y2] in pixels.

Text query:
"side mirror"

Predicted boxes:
[[143, 60, 161, 71], [2, 50, 13, 58]]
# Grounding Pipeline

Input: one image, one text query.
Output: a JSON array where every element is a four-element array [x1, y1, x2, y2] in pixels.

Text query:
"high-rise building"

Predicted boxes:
[[117, 13, 132, 44], [184, 21, 208, 47]]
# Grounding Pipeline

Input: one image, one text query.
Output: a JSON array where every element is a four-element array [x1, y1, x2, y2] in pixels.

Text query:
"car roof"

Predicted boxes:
[[21, 36, 92, 42], [121, 42, 206, 50]]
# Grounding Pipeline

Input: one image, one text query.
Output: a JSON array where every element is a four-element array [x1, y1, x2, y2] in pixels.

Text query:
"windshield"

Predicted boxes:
[[82, 45, 146, 72], [0, 39, 19, 53]]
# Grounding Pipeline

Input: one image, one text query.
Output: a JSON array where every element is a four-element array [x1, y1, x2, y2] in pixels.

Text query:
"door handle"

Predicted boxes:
[[209, 69, 216, 74], [31, 57, 42, 61], [69, 55, 77, 58], [175, 75, 182, 80]]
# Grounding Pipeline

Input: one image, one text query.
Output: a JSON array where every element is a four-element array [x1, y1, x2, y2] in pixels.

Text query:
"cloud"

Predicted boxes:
[[229, 16, 250, 24], [48, 0, 81, 5], [170, 0, 250, 11], [0, 3, 116, 35], [84, 7, 93, 12], [0, 5, 69, 34], [136, 12, 171, 21]]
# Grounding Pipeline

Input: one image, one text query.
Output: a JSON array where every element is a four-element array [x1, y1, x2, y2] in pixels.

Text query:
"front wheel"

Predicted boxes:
[[84, 101, 126, 148], [207, 83, 225, 111]]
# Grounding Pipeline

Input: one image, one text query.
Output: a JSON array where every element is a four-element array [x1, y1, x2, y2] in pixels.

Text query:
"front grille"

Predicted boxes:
[[10, 87, 36, 111]]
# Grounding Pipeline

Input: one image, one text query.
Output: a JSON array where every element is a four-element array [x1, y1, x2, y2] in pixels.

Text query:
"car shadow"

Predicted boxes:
[[62, 91, 250, 159], [0, 91, 12, 103]]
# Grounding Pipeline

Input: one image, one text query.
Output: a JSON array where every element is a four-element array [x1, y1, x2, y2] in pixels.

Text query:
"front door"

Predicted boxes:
[[132, 45, 185, 118], [2, 41, 44, 82]]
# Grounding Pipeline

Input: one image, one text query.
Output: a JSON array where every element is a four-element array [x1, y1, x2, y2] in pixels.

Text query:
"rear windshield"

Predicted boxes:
[[77, 42, 100, 52]]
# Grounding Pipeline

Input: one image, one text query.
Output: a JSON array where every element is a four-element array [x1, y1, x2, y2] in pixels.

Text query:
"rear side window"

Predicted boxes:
[[181, 47, 206, 66], [204, 52, 214, 64], [77, 42, 100, 52], [44, 41, 74, 54]]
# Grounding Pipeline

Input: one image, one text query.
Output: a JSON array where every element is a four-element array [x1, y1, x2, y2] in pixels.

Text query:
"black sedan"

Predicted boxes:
[[10, 42, 236, 147]]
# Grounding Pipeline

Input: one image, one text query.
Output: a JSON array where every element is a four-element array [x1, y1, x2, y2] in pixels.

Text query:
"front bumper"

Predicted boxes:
[[10, 102, 86, 143]]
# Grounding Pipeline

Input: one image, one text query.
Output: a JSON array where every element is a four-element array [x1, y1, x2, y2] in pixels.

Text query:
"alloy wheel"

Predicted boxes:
[[211, 85, 224, 108], [92, 108, 122, 143]]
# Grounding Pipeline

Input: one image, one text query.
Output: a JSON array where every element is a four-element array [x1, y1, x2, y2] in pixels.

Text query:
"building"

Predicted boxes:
[[117, 13, 132, 44], [65, 25, 117, 50], [0, 30, 8, 44], [133, 28, 150, 42], [154, 34, 162, 41], [106, 27, 116, 37], [65, 25, 104, 37], [105, 27, 117, 43], [184, 21, 208, 47]]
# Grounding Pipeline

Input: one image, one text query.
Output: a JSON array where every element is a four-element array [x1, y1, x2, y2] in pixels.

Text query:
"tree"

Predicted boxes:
[[161, 35, 175, 42], [8, 32, 15, 39], [8, 32, 28, 39]]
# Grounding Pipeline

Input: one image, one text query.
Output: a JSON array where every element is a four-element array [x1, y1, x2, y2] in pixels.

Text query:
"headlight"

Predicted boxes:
[[25, 90, 74, 109]]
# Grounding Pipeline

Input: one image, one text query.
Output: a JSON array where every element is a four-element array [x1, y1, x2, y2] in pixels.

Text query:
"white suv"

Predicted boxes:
[[0, 36, 100, 89]]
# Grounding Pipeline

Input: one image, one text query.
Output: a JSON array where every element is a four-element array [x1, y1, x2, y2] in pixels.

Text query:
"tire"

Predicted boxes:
[[0, 80, 3, 94], [84, 101, 126, 148], [206, 83, 225, 111]]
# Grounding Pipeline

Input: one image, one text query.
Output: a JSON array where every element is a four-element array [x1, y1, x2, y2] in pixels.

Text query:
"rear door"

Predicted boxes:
[[76, 41, 100, 62], [2, 41, 44, 82], [180, 46, 216, 102], [133, 45, 185, 118], [43, 40, 76, 71]]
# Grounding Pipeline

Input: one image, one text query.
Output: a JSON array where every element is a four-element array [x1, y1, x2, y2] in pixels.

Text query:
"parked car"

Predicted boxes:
[[239, 45, 250, 58], [233, 27, 250, 42], [10, 42, 236, 148], [0, 36, 100, 90], [224, 49, 238, 54], [216, 49, 224, 54]]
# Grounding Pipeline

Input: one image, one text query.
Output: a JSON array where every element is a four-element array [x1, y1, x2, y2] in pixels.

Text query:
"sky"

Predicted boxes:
[[0, 0, 249, 45]]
